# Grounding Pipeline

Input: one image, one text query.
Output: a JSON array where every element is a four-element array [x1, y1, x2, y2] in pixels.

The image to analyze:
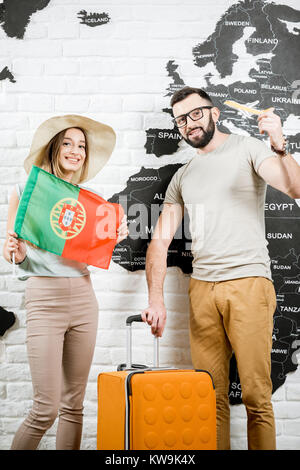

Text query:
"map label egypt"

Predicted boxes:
[[265, 203, 294, 211]]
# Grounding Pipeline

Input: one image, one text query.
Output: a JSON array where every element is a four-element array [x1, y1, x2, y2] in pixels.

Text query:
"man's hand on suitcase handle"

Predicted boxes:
[[141, 301, 167, 337]]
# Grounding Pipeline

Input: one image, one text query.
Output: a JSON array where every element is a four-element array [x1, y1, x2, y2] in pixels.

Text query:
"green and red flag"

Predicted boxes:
[[14, 166, 124, 269]]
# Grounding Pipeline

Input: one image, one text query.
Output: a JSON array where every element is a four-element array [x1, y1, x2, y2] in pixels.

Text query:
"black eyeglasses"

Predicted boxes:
[[172, 106, 213, 128]]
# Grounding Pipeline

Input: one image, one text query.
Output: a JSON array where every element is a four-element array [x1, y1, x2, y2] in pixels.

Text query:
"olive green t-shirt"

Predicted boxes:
[[164, 134, 277, 282]]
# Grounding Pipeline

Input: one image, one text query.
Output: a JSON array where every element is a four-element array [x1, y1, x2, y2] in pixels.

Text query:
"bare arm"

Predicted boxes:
[[142, 202, 184, 337], [258, 153, 300, 199], [257, 108, 300, 198], [3, 188, 27, 264]]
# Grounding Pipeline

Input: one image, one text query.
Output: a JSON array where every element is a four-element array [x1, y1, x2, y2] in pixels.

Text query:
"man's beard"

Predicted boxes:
[[183, 114, 215, 149]]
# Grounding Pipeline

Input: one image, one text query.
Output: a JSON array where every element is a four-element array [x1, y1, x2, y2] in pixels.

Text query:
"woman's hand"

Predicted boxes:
[[4, 230, 27, 264], [116, 215, 129, 244]]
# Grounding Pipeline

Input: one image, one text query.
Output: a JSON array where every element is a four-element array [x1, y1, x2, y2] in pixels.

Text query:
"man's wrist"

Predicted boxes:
[[271, 136, 289, 157], [148, 295, 164, 305]]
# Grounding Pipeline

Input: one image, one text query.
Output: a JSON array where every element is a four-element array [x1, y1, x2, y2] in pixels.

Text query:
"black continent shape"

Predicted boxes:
[[0, 0, 51, 39]]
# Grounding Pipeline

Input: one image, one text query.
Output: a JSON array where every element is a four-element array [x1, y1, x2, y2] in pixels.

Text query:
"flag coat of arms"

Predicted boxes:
[[14, 166, 124, 269]]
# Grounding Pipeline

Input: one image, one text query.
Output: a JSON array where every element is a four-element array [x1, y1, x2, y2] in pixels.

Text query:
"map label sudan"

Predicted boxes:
[[14, 166, 124, 269]]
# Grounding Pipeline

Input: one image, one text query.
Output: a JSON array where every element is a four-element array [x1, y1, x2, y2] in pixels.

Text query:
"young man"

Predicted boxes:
[[142, 87, 300, 450]]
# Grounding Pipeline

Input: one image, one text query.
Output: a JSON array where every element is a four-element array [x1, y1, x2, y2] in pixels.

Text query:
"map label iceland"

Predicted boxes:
[[77, 10, 110, 28]]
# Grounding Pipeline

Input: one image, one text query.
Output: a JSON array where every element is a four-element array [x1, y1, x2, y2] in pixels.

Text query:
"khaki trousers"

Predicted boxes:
[[11, 275, 98, 450], [189, 276, 276, 450]]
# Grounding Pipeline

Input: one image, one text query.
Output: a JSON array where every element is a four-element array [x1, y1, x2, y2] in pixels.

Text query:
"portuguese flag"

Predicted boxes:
[[14, 166, 124, 269]]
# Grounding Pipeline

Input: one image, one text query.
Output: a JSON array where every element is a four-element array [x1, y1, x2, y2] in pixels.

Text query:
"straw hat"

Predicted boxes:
[[24, 114, 116, 183]]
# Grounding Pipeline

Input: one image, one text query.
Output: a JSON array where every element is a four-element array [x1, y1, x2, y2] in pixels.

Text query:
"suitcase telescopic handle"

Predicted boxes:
[[126, 314, 144, 325], [126, 314, 159, 369]]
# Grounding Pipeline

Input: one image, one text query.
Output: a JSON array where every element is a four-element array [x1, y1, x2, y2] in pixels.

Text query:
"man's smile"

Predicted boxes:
[[188, 127, 203, 138]]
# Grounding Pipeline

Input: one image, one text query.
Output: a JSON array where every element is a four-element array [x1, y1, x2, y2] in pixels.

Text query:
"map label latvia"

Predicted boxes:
[[14, 166, 123, 269]]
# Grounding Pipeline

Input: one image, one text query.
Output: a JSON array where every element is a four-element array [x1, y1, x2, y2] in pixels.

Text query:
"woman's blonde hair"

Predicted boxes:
[[39, 127, 89, 184]]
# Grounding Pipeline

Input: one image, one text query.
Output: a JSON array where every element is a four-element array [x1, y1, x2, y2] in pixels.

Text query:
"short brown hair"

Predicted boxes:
[[39, 127, 89, 184], [170, 86, 213, 108]]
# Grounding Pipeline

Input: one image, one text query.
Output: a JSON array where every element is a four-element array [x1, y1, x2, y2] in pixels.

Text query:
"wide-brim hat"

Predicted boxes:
[[24, 114, 116, 184]]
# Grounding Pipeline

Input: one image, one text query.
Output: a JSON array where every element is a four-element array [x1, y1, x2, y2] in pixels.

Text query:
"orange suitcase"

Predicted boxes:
[[97, 315, 216, 450]]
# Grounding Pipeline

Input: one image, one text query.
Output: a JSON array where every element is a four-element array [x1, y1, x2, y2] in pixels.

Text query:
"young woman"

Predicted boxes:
[[3, 115, 128, 450]]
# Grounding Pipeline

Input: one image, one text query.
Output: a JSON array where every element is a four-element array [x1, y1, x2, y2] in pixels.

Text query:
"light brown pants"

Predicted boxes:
[[11, 275, 98, 450], [189, 276, 276, 451]]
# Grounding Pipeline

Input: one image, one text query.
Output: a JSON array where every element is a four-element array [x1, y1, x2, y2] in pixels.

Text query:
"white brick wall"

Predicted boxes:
[[0, 0, 299, 451]]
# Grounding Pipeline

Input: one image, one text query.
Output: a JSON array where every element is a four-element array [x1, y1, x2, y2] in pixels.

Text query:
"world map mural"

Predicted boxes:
[[1, 0, 299, 404]]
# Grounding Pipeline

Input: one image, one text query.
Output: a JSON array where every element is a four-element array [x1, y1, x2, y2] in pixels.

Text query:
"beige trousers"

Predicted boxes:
[[11, 275, 98, 450], [189, 276, 277, 451]]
